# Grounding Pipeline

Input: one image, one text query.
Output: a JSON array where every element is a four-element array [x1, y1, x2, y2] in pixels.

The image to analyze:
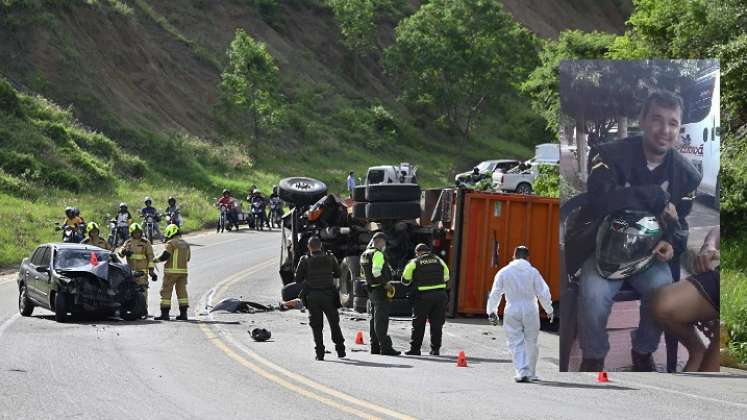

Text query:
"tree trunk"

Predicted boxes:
[[618, 115, 628, 139]]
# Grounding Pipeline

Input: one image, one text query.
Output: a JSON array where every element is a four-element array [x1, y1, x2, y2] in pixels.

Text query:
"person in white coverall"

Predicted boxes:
[[486, 245, 554, 383]]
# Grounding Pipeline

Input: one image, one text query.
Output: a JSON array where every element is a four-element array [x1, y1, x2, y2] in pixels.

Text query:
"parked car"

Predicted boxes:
[[17, 243, 147, 322], [454, 159, 520, 185]]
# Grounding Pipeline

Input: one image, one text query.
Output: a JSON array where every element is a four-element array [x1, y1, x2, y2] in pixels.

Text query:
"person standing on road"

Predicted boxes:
[[295, 237, 346, 360], [486, 245, 553, 383], [360, 232, 401, 356], [347, 171, 356, 199], [152, 224, 191, 321], [402, 243, 450, 356], [82, 222, 111, 250], [118, 223, 156, 318]]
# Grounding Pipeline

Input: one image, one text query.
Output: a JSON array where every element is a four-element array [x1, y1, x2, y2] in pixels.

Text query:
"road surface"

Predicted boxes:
[[0, 230, 744, 420]]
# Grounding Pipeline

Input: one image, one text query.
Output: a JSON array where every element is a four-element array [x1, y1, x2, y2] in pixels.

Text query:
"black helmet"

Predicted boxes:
[[473, 167, 480, 174], [65, 207, 74, 217], [250, 328, 271, 342], [119, 202, 127, 210], [168, 196, 176, 205], [73, 207, 80, 216], [415, 243, 430, 253], [595, 209, 663, 280]]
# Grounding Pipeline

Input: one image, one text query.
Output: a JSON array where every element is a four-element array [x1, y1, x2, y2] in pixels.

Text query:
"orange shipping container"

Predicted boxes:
[[451, 191, 560, 315]]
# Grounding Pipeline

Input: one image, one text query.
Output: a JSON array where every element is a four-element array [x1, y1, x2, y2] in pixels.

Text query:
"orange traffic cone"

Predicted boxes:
[[456, 351, 468, 367], [597, 371, 609, 383], [355, 331, 364, 345]]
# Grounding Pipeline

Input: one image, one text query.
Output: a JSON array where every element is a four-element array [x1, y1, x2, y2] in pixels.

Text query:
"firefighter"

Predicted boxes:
[[82, 222, 111, 250], [402, 243, 450, 356], [118, 223, 156, 318], [295, 236, 346, 360], [152, 224, 191, 321], [360, 232, 400, 356]]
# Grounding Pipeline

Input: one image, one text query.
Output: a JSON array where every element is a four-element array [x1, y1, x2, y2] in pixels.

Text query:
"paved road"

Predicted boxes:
[[1, 230, 744, 420]]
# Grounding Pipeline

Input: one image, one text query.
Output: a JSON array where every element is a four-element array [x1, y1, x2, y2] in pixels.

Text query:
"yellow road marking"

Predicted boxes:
[[198, 259, 417, 420]]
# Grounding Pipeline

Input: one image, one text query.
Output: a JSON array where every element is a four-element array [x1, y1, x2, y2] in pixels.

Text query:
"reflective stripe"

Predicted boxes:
[[129, 254, 146, 260], [165, 268, 188, 274], [160, 299, 171, 305], [172, 249, 179, 272], [369, 284, 381, 288], [178, 298, 189, 304], [417, 283, 447, 291]]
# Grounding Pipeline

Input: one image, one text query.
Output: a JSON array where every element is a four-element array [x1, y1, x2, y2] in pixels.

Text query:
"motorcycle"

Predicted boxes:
[[270, 197, 283, 229], [56, 223, 83, 243], [107, 218, 129, 248], [251, 199, 266, 231], [217, 204, 231, 233], [165, 211, 181, 227], [143, 214, 159, 243]]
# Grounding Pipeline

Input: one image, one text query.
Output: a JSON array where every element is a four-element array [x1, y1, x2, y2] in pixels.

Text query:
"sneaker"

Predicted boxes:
[[631, 350, 656, 372], [404, 349, 421, 356], [514, 376, 529, 383], [529, 376, 540, 382]]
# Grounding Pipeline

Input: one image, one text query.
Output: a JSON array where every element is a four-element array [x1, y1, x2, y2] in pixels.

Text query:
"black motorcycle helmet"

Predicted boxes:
[[250, 328, 271, 342], [119, 202, 128, 211], [64, 207, 74, 218], [73, 207, 80, 216], [595, 209, 663, 280], [472, 167, 480, 175], [168, 196, 176, 206]]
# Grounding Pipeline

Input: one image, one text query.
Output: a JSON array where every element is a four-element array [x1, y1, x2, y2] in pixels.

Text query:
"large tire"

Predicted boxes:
[[282, 282, 303, 302], [352, 202, 367, 220], [54, 292, 72, 323], [122, 293, 146, 321], [339, 260, 355, 308], [278, 177, 328, 206], [18, 283, 34, 317], [365, 184, 421, 202], [365, 201, 421, 221], [352, 185, 367, 202]]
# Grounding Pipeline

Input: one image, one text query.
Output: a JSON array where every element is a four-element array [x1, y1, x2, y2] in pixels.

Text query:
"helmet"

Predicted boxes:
[[65, 207, 74, 217], [415, 243, 430, 254], [144, 196, 152, 205], [129, 223, 143, 234], [73, 207, 80, 216], [163, 224, 180, 240], [168, 196, 176, 205], [250, 328, 271, 342], [473, 167, 480, 174], [595, 209, 663, 280], [222, 189, 230, 195], [86, 222, 100, 235], [372, 232, 387, 241]]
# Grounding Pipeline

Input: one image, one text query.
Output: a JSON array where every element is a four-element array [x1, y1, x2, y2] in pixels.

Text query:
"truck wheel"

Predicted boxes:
[[278, 177, 328, 206], [365, 184, 421, 202], [339, 261, 354, 308], [516, 183, 532, 195], [352, 185, 367, 202], [54, 292, 72, 323], [352, 202, 367, 220], [353, 296, 368, 313], [365, 201, 421, 221], [19, 283, 34, 317]]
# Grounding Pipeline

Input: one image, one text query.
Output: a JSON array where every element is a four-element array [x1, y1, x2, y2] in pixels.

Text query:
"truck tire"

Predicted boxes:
[[54, 292, 72, 323], [365, 201, 421, 221], [353, 296, 368, 313], [278, 177, 328, 206], [352, 185, 367, 202], [339, 260, 355, 308], [365, 184, 421, 202], [352, 202, 367, 220], [282, 282, 303, 302]]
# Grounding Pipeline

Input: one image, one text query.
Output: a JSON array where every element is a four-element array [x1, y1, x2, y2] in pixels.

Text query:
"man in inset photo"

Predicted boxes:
[[574, 90, 702, 371]]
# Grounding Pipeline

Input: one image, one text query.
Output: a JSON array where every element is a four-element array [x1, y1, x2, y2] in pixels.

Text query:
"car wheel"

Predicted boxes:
[[54, 292, 72, 323], [19, 283, 34, 317], [365, 201, 421, 221], [365, 184, 421, 202], [278, 177, 328, 206], [516, 183, 533, 195]]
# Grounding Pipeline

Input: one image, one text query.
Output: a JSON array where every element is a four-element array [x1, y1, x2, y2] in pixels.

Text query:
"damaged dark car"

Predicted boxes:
[[17, 243, 147, 322]]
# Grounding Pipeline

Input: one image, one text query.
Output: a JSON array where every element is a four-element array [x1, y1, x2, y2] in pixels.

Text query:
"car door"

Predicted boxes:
[[25, 246, 46, 302], [34, 247, 53, 305]]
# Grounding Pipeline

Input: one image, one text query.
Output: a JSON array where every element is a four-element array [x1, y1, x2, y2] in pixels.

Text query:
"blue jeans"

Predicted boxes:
[[578, 256, 673, 359]]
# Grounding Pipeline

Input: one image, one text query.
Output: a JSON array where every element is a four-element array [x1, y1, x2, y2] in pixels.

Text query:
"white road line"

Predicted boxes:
[[0, 313, 20, 340]]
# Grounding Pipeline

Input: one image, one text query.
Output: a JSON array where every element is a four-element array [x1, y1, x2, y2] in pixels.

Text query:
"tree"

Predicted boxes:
[[220, 29, 281, 146], [327, 0, 376, 81], [384, 0, 539, 160]]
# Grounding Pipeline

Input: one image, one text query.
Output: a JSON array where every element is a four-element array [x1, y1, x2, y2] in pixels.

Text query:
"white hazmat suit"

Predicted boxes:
[[486, 258, 553, 380]]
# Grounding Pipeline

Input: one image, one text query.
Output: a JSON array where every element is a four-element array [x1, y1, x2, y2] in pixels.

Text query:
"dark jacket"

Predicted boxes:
[[294, 251, 340, 290], [566, 136, 701, 276]]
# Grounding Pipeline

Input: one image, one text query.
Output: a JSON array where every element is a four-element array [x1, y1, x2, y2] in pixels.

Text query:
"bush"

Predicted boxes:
[[115, 154, 147, 179], [42, 168, 81, 192], [43, 122, 70, 145], [533, 164, 560, 198], [0, 150, 37, 177], [70, 130, 118, 159], [0, 79, 22, 117]]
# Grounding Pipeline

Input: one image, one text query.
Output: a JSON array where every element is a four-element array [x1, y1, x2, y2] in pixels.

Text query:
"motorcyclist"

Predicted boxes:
[[62, 207, 85, 242], [269, 186, 283, 228], [164, 196, 182, 227], [114, 203, 132, 242], [217, 189, 239, 230], [140, 196, 162, 240], [82, 222, 111, 250], [249, 188, 269, 229]]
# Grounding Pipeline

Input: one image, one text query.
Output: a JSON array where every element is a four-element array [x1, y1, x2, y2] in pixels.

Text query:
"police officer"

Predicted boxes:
[[402, 243, 450, 356], [118, 223, 156, 318], [360, 232, 400, 356], [295, 237, 346, 360], [82, 222, 111, 250], [152, 224, 191, 321]]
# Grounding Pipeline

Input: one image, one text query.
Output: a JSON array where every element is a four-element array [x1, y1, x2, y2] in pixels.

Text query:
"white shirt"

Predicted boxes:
[[486, 258, 553, 315]]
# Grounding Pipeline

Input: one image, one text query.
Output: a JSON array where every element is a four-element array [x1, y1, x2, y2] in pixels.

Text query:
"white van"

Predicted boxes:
[[678, 68, 720, 199]]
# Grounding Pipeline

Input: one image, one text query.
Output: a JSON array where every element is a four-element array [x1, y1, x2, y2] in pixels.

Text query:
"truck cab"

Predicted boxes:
[[365, 162, 417, 185]]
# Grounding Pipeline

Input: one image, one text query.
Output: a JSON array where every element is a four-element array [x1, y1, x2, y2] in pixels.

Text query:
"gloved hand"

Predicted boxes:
[[123, 250, 133, 257], [547, 312, 555, 324], [149, 271, 158, 282], [489, 313, 499, 326]]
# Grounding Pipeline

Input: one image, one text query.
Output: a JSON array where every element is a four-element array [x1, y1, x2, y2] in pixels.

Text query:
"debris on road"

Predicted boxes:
[[210, 297, 305, 313]]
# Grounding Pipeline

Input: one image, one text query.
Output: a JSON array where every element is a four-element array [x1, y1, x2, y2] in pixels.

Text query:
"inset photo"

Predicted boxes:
[[558, 60, 720, 373]]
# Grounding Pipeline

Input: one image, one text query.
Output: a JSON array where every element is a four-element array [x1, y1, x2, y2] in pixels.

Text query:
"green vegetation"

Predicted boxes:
[[533, 165, 560, 198]]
